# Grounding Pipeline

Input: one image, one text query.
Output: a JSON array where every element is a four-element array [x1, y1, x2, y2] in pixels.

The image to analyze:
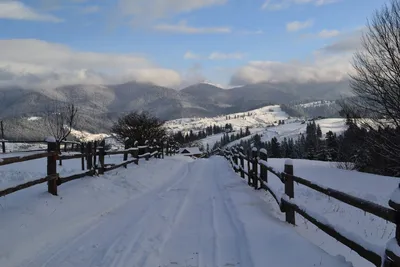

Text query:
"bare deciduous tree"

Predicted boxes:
[[349, 0, 400, 124], [45, 101, 78, 143], [343, 0, 400, 175]]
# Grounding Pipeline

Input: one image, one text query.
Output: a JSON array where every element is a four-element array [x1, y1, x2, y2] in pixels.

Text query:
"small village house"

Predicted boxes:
[[179, 147, 203, 158]]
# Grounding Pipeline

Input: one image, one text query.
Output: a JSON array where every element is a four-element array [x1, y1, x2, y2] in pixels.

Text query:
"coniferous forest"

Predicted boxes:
[[233, 118, 400, 177]]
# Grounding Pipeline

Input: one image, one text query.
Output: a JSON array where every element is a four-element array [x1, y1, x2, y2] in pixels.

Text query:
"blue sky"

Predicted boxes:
[[0, 0, 387, 89]]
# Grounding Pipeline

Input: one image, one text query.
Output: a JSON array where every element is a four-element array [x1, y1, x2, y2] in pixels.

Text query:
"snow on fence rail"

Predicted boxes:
[[217, 146, 400, 267], [0, 139, 82, 154], [0, 139, 180, 198]]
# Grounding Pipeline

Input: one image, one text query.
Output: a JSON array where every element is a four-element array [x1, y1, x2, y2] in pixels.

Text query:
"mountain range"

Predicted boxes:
[[0, 80, 352, 140]]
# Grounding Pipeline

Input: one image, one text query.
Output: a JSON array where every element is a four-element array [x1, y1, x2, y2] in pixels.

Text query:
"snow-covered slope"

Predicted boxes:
[[296, 100, 336, 108], [260, 118, 347, 142], [165, 104, 290, 134], [224, 118, 347, 148], [251, 158, 398, 267]]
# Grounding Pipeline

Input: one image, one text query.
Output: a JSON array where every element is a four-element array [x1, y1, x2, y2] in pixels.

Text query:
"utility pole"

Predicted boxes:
[[1, 120, 5, 153]]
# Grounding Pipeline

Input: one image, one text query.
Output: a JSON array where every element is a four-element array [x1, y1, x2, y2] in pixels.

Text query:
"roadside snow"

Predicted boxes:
[[250, 158, 398, 267], [1, 156, 351, 267]]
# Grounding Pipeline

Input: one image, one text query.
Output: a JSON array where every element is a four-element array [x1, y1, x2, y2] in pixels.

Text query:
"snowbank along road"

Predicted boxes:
[[1, 156, 351, 267]]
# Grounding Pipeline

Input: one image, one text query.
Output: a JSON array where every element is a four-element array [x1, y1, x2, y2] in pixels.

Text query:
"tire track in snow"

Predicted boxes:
[[23, 162, 192, 267], [212, 158, 255, 267], [131, 162, 201, 267], [211, 196, 219, 267], [99, 163, 194, 267]]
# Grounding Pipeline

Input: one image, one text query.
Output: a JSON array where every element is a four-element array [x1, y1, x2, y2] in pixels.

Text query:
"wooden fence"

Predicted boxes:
[[0, 139, 81, 154], [217, 146, 400, 267], [0, 139, 180, 198]]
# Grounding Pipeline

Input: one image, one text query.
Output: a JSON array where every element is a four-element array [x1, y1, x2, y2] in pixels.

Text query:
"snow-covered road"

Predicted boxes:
[[3, 156, 350, 267]]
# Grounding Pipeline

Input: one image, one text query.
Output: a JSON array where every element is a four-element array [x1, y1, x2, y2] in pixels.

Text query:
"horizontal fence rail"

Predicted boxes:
[[0, 152, 54, 166], [0, 139, 181, 199], [217, 146, 400, 267]]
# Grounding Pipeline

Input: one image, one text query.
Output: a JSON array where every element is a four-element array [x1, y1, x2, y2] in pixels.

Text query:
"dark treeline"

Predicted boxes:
[[172, 123, 233, 144], [280, 102, 340, 118], [212, 127, 251, 150], [232, 118, 400, 177], [235, 121, 335, 161]]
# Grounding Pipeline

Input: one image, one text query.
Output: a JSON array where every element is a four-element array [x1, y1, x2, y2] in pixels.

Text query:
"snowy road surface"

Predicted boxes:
[[2, 156, 350, 267]]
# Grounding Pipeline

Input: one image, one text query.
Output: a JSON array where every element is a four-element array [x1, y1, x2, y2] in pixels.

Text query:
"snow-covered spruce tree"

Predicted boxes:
[[111, 111, 166, 147]]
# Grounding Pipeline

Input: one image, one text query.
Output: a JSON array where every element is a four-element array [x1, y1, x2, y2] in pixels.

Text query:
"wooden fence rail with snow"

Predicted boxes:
[[0, 139, 82, 154], [218, 146, 400, 267], [0, 139, 176, 199]]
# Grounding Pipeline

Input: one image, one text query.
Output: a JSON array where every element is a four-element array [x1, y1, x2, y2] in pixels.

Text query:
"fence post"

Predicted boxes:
[[93, 141, 98, 170], [252, 147, 259, 189], [86, 142, 93, 171], [133, 141, 139, 165], [123, 138, 128, 162], [383, 183, 400, 267], [98, 140, 105, 175], [260, 148, 268, 183], [58, 142, 63, 166], [161, 142, 165, 159], [80, 142, 85, 170], [47, 138, 58, 196], [145, 140, 149, 161], [284, 160, 295, 225], [1, 120, 5, 153], [233, 147, 239, 172], [155, 144, 160, 159], [247, 148, 252, 186], [239, 146, 245, 178]]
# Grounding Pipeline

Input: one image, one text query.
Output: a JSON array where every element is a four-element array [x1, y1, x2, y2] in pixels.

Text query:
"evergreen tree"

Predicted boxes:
[[245, 126, 251, 136], [325, 131, 338, 161], [317, 125, 322, 138], [270, 137, 281, 158]]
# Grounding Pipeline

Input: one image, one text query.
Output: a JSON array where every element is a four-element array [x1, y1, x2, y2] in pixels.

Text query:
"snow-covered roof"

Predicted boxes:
[[179, 147, 202, 155]]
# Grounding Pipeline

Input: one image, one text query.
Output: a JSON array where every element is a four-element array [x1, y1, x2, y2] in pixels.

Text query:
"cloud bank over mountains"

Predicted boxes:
[[0, 0, 366, 90]]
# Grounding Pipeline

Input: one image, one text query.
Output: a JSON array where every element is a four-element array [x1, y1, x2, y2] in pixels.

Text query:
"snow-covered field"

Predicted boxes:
[[2, 142, 48, 153], [297, 100, 336, 108], [167, 103, 346, 149], [165, 105, 289, 134], [260, 118, 347, 142], [223, 118, 347, 148], [238, 158, 398, 267], [0, 155, 354, 267]]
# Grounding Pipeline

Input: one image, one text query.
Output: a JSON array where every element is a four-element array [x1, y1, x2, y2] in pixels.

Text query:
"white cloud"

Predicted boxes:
[[0, 1, 62, 22], [180, 63, 205, 88], [154, 21, 231, 34], [262, 0, 339, 10], [118, 0, 227, 24], [0, 39, 181, 88], [320, 27, 364, 53], [184, 51, 201, 59], [318, 29, 340, 38], [183, 51, 245, 60], [286, 19, 313, 32], [230, 27, 364, 86], [301, 29, 341, 39], [208, 52, 244, 60], [230, 52, 353, 85]]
